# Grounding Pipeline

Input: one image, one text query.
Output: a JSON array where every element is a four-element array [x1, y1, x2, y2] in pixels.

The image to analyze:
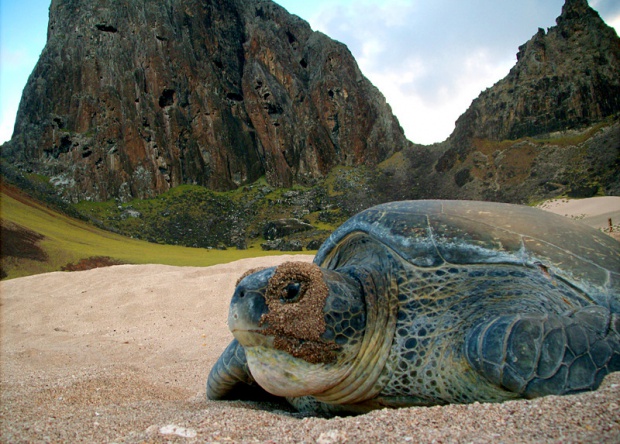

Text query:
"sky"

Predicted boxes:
[[1, 1, 619, 146]]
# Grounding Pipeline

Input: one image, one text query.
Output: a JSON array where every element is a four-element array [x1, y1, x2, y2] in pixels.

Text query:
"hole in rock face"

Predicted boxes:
[[96, 23, 118, 33], [45, 135, 73, 158], [299, 58, 308, 68], [158, 89, 175, 108], [286, 30, 296, 44], [264, 103, 283, 115], [60, 135, 72, 150], [226, 92, 244, 102]]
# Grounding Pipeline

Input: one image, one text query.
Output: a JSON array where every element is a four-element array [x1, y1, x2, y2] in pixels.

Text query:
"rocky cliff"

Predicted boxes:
[[429, 0, 620, 201], [3, 0, 408, 202], [437, 0, 620, 173]]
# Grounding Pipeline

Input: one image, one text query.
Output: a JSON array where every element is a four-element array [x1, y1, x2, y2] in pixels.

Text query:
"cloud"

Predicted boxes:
[[2, 0, 618, 146], [0, 48, 40, 144], [0, 114, 16, 144], [365, 49, 514, 144], [308, 0, 572, 143], [608, 15, 620, 32], [590, 0, 620, 17]]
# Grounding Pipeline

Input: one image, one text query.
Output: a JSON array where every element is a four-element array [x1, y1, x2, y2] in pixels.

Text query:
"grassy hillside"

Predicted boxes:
[[69, 168, 375, 250], [0, 184, 309, 280]]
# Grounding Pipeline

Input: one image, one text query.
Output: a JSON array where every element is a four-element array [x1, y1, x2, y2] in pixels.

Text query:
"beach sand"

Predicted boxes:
[[1, 199, 619, 443], [537, 196, 620, 240]]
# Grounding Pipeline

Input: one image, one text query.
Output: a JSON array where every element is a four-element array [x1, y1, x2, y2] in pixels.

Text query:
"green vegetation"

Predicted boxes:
[[530, 120, 611, 147], [4, 116, 615, 280], [75, 185, 245, 247], [70, 168, 374, 251], [0, 185, 309, 280], [473, 119, 613, 153], [1, 164, 385, 280]]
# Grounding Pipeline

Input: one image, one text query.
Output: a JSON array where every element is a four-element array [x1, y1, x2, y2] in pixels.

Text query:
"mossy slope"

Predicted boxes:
[[0, 184, 306, 280]]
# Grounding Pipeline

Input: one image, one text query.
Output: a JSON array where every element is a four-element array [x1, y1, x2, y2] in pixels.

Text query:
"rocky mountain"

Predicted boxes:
[[0, 0, 620, 213], [450, 0, 619, 147], [432, 0, 620, 201], [2, 0, 619, 255], [2, 0, 408, 202]]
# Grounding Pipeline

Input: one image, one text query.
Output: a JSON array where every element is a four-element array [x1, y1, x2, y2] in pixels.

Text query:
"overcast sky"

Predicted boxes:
[[1, 0, 619, 146]]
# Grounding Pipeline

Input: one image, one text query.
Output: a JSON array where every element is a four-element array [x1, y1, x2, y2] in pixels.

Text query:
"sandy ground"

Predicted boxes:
[[1, 199, 619, 443], [537, 196, 620, 240]]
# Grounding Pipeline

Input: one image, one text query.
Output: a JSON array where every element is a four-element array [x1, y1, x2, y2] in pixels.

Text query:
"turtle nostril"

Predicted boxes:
[[238, 290, 245, 299]]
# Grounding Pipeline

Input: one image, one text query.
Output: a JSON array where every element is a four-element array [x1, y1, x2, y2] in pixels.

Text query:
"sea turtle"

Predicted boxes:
[[207, 200, 620, 415]]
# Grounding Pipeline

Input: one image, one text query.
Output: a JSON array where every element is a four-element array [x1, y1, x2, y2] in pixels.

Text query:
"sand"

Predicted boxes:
[[2, 199, 620, 443], [537, 196, 620, 240]]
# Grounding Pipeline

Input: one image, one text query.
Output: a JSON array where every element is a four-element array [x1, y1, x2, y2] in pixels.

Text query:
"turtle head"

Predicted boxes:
[[228, 261, 366, 397]]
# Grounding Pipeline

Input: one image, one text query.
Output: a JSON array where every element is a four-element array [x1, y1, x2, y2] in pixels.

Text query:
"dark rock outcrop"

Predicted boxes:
[[438, 0, 620, 173], [263, 218, 313, 240], [3, 0, 408, 202], [260, 239, 303, 251]]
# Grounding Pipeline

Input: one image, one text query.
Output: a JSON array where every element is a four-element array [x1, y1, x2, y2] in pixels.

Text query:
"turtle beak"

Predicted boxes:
[[228, 267, 274, 346]]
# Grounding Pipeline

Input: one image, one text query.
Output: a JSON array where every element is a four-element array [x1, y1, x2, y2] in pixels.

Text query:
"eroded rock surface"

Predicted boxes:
[[439, 0, 620, 173], [4, 0, 408, 202]]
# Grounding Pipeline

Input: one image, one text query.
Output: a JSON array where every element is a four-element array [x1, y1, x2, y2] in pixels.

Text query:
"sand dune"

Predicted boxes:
[[537, 196, 620, 238], [1, 200, 619, 443]]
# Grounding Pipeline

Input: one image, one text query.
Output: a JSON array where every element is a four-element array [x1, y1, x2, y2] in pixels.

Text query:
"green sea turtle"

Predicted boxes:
[[207, 200, 620, 415]]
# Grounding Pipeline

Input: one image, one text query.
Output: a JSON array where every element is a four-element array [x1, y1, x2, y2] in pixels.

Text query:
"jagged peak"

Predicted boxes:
[[442, 0, 620, 173], [562, 0, 590, 14], [556, 0, 601, 27]]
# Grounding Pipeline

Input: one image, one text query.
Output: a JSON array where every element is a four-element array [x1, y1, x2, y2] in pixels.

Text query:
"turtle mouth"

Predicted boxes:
[[231, 327, 274, 348], [231, 328, 339, 364], [228, 301, 274, 347]]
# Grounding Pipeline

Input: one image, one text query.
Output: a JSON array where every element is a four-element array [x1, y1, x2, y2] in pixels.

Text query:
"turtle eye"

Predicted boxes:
[[282, 282, 302, 303]]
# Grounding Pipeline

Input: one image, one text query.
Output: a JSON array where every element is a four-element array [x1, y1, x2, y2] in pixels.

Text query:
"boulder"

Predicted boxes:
[[263, 218, 313, 240]]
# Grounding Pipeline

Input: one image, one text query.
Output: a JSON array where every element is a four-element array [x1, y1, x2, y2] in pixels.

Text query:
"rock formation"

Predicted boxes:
[[438, 0, 620, 173], [423, 0, 620, 202], [3, 0, 408, 202]]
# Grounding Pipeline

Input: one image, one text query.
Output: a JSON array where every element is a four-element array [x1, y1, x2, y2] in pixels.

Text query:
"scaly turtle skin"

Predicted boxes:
[[207, 200, 620, 415]]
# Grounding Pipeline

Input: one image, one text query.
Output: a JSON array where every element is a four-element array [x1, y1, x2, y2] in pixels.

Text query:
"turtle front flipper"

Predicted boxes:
[[466, 306, 620, 398], [207, 339, 266, 400]]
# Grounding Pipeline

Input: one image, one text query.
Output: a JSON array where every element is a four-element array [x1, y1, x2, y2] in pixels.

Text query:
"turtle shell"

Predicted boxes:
[[315, 200, 620, 311]]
